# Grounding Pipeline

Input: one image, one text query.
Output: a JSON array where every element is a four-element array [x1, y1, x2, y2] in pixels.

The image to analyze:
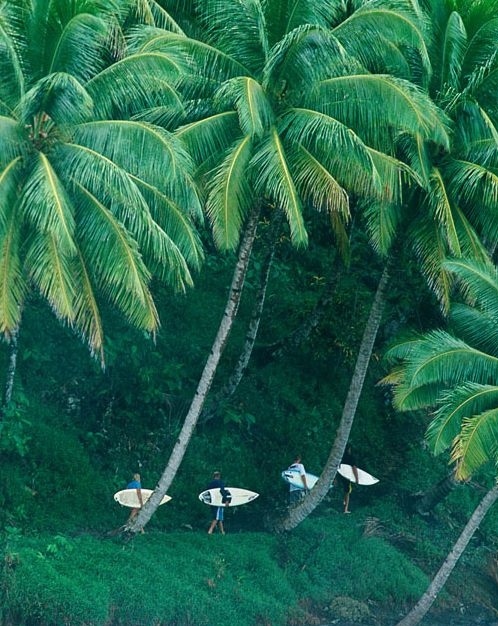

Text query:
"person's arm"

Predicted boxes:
[[136, 487, 143, 507], [352, 466, 359, 483], [301, 468, 309, 490]]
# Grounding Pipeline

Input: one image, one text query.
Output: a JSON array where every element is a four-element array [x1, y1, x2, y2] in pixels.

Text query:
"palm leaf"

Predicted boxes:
[[215, 77, 274, 138], [443, 258, 498, 314], [0, 203, 25, 334], [450, 303, 498, 357], [439, 11, 467, 92], [452, 406, 498, 479], [20, 152, 76, 254], [206, 135, 253, 250], [251, 127, 307, 246], [0, 10, 24, 115], [427, 383, 498, 455], [264, 0, 343, 43]]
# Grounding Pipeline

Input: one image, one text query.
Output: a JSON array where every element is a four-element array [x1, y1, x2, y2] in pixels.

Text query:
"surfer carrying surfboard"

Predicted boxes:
[[207, 471, 231, 535], [126, 473, 144, 525], [339, 446, 359, 514], [287, 456, 309, 504]]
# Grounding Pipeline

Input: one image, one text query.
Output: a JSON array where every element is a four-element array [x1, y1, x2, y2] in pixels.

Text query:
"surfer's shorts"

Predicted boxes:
[[212, 506, 224, 521]]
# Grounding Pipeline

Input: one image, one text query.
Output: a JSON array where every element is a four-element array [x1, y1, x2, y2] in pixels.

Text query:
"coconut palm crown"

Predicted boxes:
[[0, 0, 204, 362], [129, 0, 449, 259], [385, 258, 498, 479]]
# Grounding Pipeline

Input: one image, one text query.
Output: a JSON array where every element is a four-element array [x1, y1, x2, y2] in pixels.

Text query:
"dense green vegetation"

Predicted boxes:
[[2, 0, 498, 624]]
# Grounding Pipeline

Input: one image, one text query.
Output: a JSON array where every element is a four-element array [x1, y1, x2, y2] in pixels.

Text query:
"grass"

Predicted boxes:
[[1, 514, 431, 626]]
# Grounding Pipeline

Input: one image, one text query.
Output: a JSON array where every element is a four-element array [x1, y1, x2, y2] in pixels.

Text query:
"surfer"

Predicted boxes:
[[339, 445, 359, 513], [287, 456, 309, 504], [126, 473, 144, 524], [207, 471, 231, 535]]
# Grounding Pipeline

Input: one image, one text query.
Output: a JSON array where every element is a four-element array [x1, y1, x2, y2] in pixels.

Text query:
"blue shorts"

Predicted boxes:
[[212, 506, 224, 521]]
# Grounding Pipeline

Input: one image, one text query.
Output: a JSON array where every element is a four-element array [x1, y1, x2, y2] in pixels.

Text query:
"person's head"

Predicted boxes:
[[133, 473, 140, 481], [294, 456, 301, 463], [213, 471, 221, 479]]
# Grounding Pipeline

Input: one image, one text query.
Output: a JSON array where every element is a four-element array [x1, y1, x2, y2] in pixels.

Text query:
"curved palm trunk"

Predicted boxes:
[[200, 211, 282, 425], [272, 264, 390, 532], [125, 206, 260, 534], [396, 483, 498, 626]]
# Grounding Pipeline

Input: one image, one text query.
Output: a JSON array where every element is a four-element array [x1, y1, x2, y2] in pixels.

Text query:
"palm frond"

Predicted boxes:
[[129, 0, 185, 33], [312, 74, 450, 151], [215, 77, 274, 138], [206, 135, 253, 250], [452, 406, 498, 479], [264, 0, 343, 43], [463, 16, 498, 81], [334, 2, 431, 84], [443, 258, 498, 315], [19, 73, 94, 126], [427, 382, 498, 454], [86, 53, 184, 120], [20, 152, 76, 254], [278, 108, 378, 197], [49, 13, 112, 81], [425, 168, 461, 255], [195, 0, 267, 74], [175, 111, 241, 167], [74, 182, 159, 332], [0, 13, 24, 115], [0, 202, 26, 334], [251, 127, 307, 246], [24, 231, 75, 322], [439, 11, 467, 92], [450, 303, 498, 356]]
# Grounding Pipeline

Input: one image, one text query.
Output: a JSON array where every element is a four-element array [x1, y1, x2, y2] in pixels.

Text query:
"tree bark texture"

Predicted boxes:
[[125, 206, 261, 534], [412, 472, 460, 516], [4, 325, 19, 410], [396, 483, 498, 626], [273, 264, 390, 532]]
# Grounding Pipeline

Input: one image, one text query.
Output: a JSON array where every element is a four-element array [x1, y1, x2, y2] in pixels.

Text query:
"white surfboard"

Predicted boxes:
[[338, 464, 379, 486], [114, 488, 172, 508], [198, 487, 259, 507], [281, 469, 319, 489]]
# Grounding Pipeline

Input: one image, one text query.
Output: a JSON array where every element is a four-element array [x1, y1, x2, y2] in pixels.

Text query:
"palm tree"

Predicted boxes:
[[276, 0, 498, 531], [384, 258, 498, 626], [124, 0, 446, 533], [0, 0, 203, 375]]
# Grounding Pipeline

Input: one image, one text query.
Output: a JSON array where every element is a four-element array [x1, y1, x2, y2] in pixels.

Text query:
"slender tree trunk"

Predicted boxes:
[[3, 326, 19, 412], [125, 206, 260, 534], [412, 472, 460, 516], [200, 210, 282, 425], [271, 264, 390, 532], [396, 483, 498, 626]]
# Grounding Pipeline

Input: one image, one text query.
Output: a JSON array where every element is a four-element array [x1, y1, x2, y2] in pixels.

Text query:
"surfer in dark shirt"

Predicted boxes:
[[207, 471, 231, 535], [126, 473, 144, 529], [340, 445, 359, 514]]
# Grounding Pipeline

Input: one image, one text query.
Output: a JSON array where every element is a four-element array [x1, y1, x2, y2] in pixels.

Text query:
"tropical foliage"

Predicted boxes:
[[0, 0, 203, 361]]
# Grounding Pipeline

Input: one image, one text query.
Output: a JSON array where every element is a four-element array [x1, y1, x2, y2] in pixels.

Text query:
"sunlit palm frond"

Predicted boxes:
[[20, 152, 76, 254], [251, 128, 307, 246], [206, 135, 253, 250], [72, 244, 105, 363], [130, 0, 185, 33], [427, 383, 498, 454], [0, 204, 26, 334], [425, 168, 460, 255], [279, 108, 377, 196], [445, 160, 498, 244], [74, 183, 158, 332], [25, 231, 75, 322], [215, 77, 273, 138], [452, 406, 498, 479]]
